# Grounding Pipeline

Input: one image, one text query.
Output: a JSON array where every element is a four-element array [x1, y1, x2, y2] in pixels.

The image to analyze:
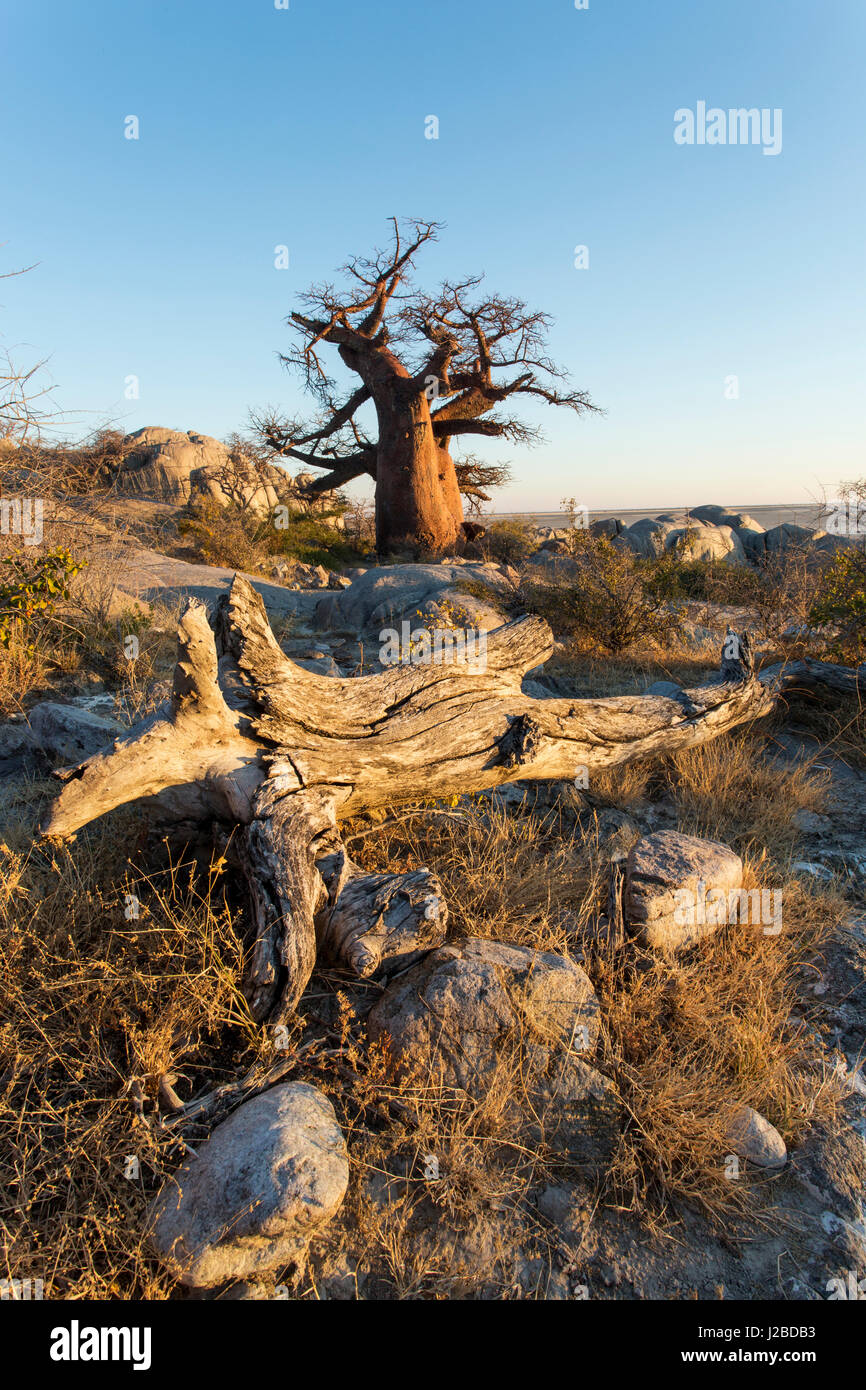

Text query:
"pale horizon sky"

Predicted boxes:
[[2, 0, 864, 512]]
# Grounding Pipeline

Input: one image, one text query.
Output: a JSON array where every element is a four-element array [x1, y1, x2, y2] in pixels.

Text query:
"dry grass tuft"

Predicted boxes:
[[344, 795, 847, 1244], [660, 726, 830, 857], [0, 829, 260, 1298], [596, 861, 846, 1225]]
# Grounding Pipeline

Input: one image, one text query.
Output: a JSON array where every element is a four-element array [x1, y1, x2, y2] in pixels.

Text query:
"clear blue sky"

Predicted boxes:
[[2, 0, 864, 510]]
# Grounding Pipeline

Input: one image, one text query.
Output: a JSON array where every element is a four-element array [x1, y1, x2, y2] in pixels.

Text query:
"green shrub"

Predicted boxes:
[[521, 533, 676, 654], [809, 546, 866, 663], [647, 554, 767, 606], [481, 519, 537, 566], [178, 498, 370, 573], [0, 547, 85, 649], [270, 510, 370, 568]]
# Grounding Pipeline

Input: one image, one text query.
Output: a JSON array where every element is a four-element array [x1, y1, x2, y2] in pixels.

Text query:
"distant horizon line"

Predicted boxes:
[[486, 502, 830, 516]]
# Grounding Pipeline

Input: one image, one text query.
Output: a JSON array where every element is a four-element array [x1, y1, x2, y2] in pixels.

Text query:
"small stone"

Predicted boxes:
[[725, 1105, 787, 1169], [536, 1184, 575, 1225], [792, 809, 831, 834]]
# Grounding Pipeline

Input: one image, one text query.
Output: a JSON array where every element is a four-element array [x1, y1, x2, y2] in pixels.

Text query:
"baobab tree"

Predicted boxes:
[[255, 219, 601, 556]]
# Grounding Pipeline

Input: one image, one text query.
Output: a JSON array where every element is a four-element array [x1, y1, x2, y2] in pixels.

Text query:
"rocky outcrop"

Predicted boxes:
[[524, 507, 858, 568], [116, 427, 343, 522], [619, 517, 746, 564], [763, 523, 847, 557], [314, 562, 514, 636], [670, 522, 746, 564], [115, 428, 216, 504]]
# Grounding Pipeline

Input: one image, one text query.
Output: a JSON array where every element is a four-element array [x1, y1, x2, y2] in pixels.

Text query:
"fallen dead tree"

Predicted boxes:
[[39, 575, 865, 1020]]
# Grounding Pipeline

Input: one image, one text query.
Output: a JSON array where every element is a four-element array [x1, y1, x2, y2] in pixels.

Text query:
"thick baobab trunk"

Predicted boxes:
[[436, 441, 467, 533], [339, 341, 462, 556], [373, 386, 462, 555], [39, 576, 865, 1022]]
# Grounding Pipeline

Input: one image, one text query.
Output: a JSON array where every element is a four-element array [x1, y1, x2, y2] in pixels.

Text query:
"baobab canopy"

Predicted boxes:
[[254, 217, 602, 556]]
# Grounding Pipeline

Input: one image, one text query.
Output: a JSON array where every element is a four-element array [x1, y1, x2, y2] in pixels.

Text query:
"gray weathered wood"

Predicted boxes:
[[39, 574, 861, 1018]]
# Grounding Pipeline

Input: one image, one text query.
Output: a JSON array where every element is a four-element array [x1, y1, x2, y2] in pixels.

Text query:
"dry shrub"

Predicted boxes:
[[0, 720, 852, 1297], [777, 687, 866, 770], [0, 622, 52, 715], [6, 429, 134, 498], [0, 830, 261, 1298], [585, 759, 653, 811], [177, 497, 270, 573], [348, 803, 604, 955], [518, 536, 674, 655], [301, 1003, 552, 1300], [659, 725, 829, 856], [0, 588, 179, 720], [597, 863, 846, 1224], [481, 519, 536, 566]]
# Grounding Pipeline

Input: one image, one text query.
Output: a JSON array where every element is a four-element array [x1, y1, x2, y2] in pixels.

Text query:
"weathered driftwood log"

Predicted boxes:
[[39, 575, 865, 1020]]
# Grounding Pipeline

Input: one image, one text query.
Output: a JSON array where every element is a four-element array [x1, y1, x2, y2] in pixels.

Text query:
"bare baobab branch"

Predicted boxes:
[[255, 219, 601, 555]]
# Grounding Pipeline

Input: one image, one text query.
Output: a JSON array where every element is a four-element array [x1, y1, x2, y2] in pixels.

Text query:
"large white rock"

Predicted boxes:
[[764, 523, 851, 557], [117, 427, 342, 521], [119, 428, 231, 504], [665, 522, 747, 565], [369, 938, 601, 1081], [621, 518, 676, 557], [146, 1082, 349, 1288]]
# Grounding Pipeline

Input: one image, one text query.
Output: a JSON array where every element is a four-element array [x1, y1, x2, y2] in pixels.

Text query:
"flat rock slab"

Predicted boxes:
[[314, 562, 513, 635], [28, 702, 124, 764], [146, 1081, 349, 1288], [108, 544, 317, 622], [624, 829, 744, 951], [368, 938, 620, 1169]]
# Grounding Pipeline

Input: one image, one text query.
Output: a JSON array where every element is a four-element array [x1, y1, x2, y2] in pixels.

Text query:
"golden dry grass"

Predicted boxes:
[[339, 771, 846, 1249], [660, 728, 830, 856], [0, 829, 263, 1298], [0, 641, 856, 1297], [0, 594, 181, 722], [597, 861, 846, 1224]]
